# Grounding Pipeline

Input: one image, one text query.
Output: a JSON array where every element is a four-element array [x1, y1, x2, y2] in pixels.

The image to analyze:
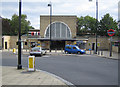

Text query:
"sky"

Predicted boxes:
[[1, 0, 119, 29]]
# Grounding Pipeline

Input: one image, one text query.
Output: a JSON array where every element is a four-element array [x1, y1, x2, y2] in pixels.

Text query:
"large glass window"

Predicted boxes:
[[45, 22, 71, 39], [56, 22, 60, 38]]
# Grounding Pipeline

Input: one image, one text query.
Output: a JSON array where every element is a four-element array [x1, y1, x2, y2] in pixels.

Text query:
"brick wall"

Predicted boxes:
[[40, 15, 77, 38]]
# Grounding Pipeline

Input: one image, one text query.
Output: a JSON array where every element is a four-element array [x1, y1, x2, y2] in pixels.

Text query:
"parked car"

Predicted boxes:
[[65, 45, 85, 54], [30, 47, 46, 56]]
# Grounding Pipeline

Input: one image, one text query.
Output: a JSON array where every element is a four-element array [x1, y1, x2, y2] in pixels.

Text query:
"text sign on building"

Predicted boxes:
[[107, 29, 115, 36], [28, 56, 35, 71]]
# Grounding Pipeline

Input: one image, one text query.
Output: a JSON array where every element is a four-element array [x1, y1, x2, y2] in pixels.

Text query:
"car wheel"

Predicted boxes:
[[39, 54, 42, 57], [77, 51, 81, 55]]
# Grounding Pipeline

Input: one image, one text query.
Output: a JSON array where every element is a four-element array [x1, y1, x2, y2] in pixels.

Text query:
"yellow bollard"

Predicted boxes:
[[13, 48, 16, 54], [28, 56, 35, 72]]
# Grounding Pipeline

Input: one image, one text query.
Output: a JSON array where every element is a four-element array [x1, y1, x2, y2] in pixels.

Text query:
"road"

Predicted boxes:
[[2, 51, 118, 85]]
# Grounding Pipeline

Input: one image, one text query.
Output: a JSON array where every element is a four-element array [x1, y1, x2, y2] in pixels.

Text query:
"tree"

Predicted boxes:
[[77, 16, 96, 36], [2, 18, 11, 35], [77, 14, 119, 36], [2, 14, 34, 36], [10, 14, 33, 35], [99, 13, 118, 36]]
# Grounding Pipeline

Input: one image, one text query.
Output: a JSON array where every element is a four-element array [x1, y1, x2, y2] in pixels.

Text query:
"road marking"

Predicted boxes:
[[42, 56, 50, 58], [77, 55, 91, 57]]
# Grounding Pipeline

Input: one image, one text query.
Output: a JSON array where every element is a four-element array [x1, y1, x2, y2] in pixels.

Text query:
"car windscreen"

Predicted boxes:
[[76, 46, 80, 49], [31, 47, 40, 51], [41, 48, 45, 50]]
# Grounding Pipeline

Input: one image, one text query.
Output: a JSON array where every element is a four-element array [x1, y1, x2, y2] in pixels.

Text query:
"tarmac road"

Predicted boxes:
[[2, 51, 118, 85]]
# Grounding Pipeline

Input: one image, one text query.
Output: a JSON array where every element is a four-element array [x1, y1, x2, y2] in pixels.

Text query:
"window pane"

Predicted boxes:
[[51, 23, 55, 38], [61, 23, 66, 38], [45, 22, 71, 39], [56, 22, 60, 38], [46, 27, 49, 37], [73, 47, 76, 49], [67, 27, 70, 38]]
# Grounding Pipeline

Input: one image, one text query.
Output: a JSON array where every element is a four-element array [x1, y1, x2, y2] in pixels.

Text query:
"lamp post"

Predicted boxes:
[[89, 0, 98, 54], [48, 3, 52, 52], [17, 0, 22, 69]]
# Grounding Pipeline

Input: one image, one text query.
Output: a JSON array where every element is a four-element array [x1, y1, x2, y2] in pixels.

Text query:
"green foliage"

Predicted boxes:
[[2, 14, 34, 36], [99, 13, 119, 36], [77, 15, 96, 36], [2, 18, 11, 35], [77, 13, 119, 36]]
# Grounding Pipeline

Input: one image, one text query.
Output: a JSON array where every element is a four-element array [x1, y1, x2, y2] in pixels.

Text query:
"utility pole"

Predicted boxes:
[[89, 0, 98, 54], [48, 3, 52, 52], [95, 0, 98, 54], [17, 0, 22, 69]]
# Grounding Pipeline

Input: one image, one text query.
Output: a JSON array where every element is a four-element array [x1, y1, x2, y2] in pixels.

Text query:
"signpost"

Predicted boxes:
[[107, 29, 115, 57]]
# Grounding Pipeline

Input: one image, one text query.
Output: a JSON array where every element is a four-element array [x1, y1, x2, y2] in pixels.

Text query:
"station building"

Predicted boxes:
[[27, 15, 88, 50], [34, 15, 78, 50], [2, 15, 120, 53]]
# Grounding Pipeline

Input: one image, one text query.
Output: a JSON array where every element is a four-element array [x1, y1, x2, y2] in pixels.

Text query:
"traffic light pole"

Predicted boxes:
[[17, 0, 22, 69]]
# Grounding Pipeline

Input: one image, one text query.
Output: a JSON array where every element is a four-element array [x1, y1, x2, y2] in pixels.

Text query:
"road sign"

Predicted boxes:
[[107, 29, 115, 36]]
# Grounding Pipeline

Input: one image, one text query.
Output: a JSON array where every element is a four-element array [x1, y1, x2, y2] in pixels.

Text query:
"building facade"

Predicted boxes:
[[40, 15, 77, 38], [37, 15, 77, 50], [2, 15, 120, 53]]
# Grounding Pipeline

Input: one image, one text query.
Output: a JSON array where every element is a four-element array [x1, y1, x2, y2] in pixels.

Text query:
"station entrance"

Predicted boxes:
[[51, 41, 65, 50]]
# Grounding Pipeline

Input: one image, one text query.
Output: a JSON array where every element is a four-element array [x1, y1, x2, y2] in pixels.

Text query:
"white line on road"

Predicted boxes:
[[42, 56, 50, 58]]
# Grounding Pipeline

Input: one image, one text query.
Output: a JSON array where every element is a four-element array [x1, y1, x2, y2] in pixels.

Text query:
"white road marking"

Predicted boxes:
[[42, 56, 50, 58], [77, 55, 91, 57]]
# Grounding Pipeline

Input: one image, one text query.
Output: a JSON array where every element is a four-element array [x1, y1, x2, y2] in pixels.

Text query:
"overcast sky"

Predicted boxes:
[[1, 0, 119, 29]]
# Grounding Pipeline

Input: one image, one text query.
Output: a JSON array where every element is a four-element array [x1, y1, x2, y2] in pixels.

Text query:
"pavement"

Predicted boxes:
[[2, 66, 69, 86], [86, 50, 119, 60]]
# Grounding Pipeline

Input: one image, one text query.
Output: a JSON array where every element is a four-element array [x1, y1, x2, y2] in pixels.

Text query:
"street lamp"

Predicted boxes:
[[48, 2, 52, 52], [18, 0, 22, 69], [89, 0, 98, 54]]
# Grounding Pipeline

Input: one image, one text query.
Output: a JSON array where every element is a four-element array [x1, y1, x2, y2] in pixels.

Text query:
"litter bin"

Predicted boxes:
[[28, 56, 35, 71]]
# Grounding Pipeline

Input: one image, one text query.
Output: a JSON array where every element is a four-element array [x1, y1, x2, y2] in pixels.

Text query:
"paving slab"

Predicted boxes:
[[2, 66, 69, 86]]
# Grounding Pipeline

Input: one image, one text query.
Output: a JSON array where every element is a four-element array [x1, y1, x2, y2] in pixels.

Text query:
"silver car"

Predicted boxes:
[[30, 47, 46, 56]]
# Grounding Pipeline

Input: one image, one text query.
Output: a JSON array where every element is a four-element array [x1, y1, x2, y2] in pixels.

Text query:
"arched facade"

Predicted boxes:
[[44, 22, 72, 39]]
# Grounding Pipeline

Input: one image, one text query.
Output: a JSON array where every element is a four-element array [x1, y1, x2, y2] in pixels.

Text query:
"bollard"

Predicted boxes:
[[61, 48, 63, 53], [98, 51, 100, 55], [90, 50, 91, 55], [101, 51, 103, 56], [13, 48, 16, 54], [55, 48, 57, 53], [89, 49, 92, 55], [28, 56, 35, 72]]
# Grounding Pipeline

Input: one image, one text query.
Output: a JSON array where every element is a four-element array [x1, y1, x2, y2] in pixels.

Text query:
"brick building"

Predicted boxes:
[[2, 15, 120, 52]]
